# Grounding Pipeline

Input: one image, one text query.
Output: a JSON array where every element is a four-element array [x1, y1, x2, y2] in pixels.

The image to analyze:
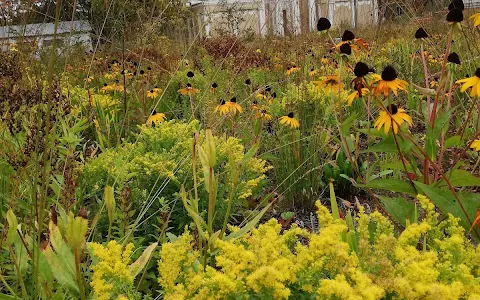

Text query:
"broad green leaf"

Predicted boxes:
[[6, 209, 18, 246], [438, 169, 480, 187], [376, 195, 417, 227], [129, 243, 158, 278], [363, 136, 413, 153], [241, 143, 260, 165], [341, 113, 357, 137], [411, 83, 436, 96], [345, 211, 358, 253], [225, 203, 271, 240], [104, 186, 115, 225], [361, 178, 417, 196], [329, 181, 340, 220], [414, 182, 478, 233], [445, 135, 462, 148]]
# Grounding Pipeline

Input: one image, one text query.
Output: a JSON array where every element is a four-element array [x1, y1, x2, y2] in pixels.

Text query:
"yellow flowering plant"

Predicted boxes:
[[158, 193, 480, 300]]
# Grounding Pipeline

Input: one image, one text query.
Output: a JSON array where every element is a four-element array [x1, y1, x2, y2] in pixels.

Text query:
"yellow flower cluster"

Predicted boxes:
[[157, 195, 480, 299], [90, 241, 135, 300]]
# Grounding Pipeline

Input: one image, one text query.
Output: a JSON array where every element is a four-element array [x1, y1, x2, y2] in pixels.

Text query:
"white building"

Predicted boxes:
[[0, 20, 92, 51], [188, 0, 379, 37]]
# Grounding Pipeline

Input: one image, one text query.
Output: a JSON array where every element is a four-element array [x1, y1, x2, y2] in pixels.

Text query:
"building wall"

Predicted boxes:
[[190, 0, 378, 38]]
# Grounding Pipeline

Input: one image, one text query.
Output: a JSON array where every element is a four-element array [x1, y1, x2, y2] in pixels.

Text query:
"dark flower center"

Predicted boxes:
[[340, 43, 352, 55], [186, 83, 192, 88], [326, 78, 338, 85], [354, 62, 369, 77], [152, 109, 157, 115], [212, 82, 218, 88], [147, 66, 152, 70], [187, 71, 194, 78], [382, 66, 398, 81], [448, 0, 464, 11], [253, 100, 258, 105], [475, 68, 480, 78], [447, 52, 461, 65], [446, 8, 464, 22], [245, 79, 251, 85], [220, 99, 225, 105], [150, 89, 154, 93], [317, 18, 331, 31], [231, 97, 237, 103], [103, 83, 107, 86], [140, 70, 145, 74], [414, 27, 429, 39], [342, 30, 355, 41], [288, 112, 294, 118], [265, 85, 271, 92], [386, 104, 398, 115], [272, 92, 277, 98], [261, 109, 267, 114]]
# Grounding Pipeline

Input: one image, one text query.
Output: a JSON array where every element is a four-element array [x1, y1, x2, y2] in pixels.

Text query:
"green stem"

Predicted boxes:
[[9, 245, 28, 299]]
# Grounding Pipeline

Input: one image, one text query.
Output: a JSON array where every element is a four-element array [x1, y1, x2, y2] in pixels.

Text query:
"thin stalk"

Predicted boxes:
[[420, 42, 431, 120], [74, 249, 86, 300], [34, 0, 62, 295], [430, 27, 453, 125], [207, 167, 214, 235], [9, 245, 28, 299]]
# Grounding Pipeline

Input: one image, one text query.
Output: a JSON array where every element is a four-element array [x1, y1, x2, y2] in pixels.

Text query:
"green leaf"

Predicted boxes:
[[241, 143, 260, 165], [414, 182, 477, 232], [361, 178, 417, 196], [104, 186, 115, 225], [129, 243, 158, 278], [329, 181, 340, 220], [438, 169, 480, 187], [411, 83, 436, 96], [6, 209, 18, 246], [341, 113, 357, 137], [445, 135, 462, 148], [376, 195, 417, 227], [363, 136, 413, 153], [225, 203, 271, 240]]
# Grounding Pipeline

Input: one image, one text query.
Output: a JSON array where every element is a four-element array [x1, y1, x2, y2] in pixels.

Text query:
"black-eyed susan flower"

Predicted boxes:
[[415, 27, 429, 39], [470, 140, 480, 151], [448, 52, 461, 65], [354, 62, 370, 78], [374, 104, 412, 134], [448, 0, 464, 10], [256, 109, 272, 121], [373, 66, 408, 97], [347, 87, 370, 106], [251, 100, 261, 110], [211, 82, 218, 93], [309, 68, 318, 77], [321, 56, 329, 64], [342, 30, 355, 42], [178, 83, 199, 96], [214, 99, 230, 115], [147, 89, 159, 98], [228, 97, 243, 114], [317, 17, 331, 32], [339, 43, 352, 55], [456, 68, 480, 97], [471, 13, 480, 27], [313, 75, 344, 94], [279, 112, 300, 129], [446, 8, 464, 23], [147, 110, 166, 125], [286, 65, 301, 76]]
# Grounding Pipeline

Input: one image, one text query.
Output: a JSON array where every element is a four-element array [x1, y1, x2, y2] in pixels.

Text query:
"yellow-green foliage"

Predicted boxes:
[[80, 120, 269, 233], [157, 195, 480, 299]]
